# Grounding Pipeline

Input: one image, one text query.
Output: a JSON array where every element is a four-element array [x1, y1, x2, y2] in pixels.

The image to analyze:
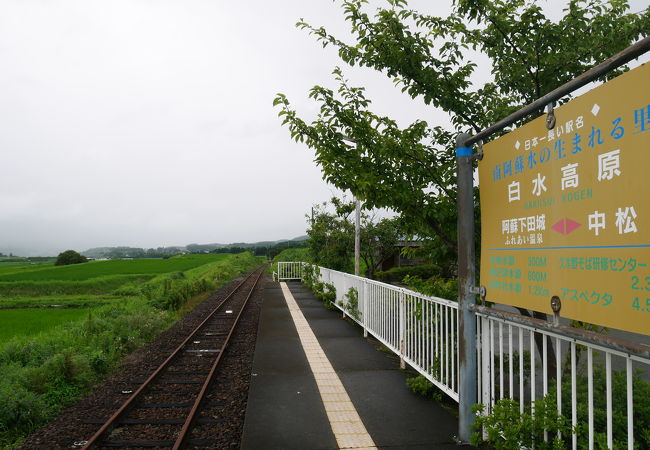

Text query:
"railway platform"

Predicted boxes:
[[241, 280, 461, 450]]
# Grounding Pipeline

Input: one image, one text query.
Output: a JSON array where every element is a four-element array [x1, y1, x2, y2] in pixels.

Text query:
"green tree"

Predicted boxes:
[[274, 0, 648, 272], [55, 250, 88, 266], [275, 0, 647, 379], [307, 198, 402, 277], [308, 198, 356, 272], [360, 214, 401, 279]]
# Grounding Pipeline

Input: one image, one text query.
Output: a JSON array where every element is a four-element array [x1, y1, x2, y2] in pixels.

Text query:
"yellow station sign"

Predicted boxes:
[[479, 63, 650, 335]]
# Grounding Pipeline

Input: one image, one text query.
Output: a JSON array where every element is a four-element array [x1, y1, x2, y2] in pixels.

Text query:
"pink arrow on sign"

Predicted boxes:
[[552, 218, 582, 235], [565, 218, 581, 234]]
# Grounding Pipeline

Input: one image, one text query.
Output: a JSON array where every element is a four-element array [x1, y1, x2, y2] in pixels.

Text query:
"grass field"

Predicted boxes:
[[0, 253, 256, 338], [0, 259, 55, 276], [0, 275, 155, 297], [0, 252, 262, 448], [0, 254, 229, 281], [0, 308, 90, 342], [0, 295, 117, 310]]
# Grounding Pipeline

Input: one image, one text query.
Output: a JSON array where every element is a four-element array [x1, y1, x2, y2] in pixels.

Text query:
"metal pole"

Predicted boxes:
[[456, 133, 478, 443], [355, 197, 361, 276]]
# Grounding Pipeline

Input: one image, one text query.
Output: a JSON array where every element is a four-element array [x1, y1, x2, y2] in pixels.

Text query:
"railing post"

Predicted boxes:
[[342, 275, 347, 319], [456, 133, 478, 443], [363, 281, 368, 338], [481, 316, 491, 417]]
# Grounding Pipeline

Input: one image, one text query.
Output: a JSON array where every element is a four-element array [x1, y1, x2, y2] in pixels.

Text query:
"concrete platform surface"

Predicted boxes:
[[240, 281, 461, 450]]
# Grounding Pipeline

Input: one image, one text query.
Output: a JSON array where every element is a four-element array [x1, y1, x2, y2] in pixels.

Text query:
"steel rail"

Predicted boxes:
[[173, 267, 264, 449], [81, 266, 264, 449]]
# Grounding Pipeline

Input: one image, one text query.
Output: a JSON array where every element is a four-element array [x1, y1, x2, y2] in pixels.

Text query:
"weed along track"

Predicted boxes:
[[80, 266, 264, 449], [18, 266, 267, 450]]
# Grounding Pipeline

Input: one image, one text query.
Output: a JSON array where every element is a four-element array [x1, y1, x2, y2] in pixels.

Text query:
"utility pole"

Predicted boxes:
[[341, 133, 362, 277]]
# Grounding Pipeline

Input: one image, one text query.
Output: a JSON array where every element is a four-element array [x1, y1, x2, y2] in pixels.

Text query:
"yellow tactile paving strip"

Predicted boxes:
[[280, 283, 377, 450]]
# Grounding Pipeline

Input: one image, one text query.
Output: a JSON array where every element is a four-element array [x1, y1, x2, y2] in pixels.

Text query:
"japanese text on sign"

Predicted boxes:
[[479, 63, 650, 335]]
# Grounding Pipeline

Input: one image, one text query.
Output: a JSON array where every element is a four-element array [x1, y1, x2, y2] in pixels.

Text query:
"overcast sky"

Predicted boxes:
[[0, 1, 646, 256]]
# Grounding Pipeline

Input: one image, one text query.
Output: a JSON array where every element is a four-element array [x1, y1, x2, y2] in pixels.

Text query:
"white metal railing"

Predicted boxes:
[[274, 261, 304, 281], [317, 266, 459, 402], [476, 310, 650, 449], [278, 262, 650, 448]]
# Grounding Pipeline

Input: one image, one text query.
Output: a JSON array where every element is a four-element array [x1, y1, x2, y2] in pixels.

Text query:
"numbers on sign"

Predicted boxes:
[[631, 297, 650, 312], [631, 276, 650, 291], [528, 257, 547, 267], [528, 285, 549, 297]]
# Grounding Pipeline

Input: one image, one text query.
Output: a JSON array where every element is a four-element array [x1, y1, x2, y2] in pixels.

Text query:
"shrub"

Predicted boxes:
[[143, 277, 214, 310], [375, 264, 442, 283], [472, 395, 572, 449], [0, 385, 48, 446], [301, 264, 320, 290], [562, 366, 650, 449], [54, 250, 88, 266], [343, 287, 360, 321], [88, 350, 110, 375], [141, 252, 259, 311], [471, 368, 650, 449], [402, 274, 458, 301], [317, 282, 337, 308], [406, 375, 442, 402], [304, 272, 336, 310], [272, 247, 310, 264], [0, 300, 172, 447]]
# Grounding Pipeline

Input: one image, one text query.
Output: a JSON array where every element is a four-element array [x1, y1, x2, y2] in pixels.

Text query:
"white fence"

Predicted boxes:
[[281, 262, 650, 449], [319, 266, 460, 401], [476, 308, 650, 449], [274, 261, 304, 281]]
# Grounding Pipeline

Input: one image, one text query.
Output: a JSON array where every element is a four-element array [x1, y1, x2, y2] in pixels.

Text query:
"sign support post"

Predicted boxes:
[[456, 133, 478, 443]]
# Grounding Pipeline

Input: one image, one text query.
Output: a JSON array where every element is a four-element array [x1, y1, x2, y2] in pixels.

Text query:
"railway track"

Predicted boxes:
[[77, 266, 265, 449]]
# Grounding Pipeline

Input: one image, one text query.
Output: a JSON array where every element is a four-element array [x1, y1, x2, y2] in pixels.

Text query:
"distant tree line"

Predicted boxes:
[[113, 247, 182, 259], [83, 246, 187, 259], [210, 241, 308, 259], [81, 241, 308, 260], [0, 255, 52, 263]]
